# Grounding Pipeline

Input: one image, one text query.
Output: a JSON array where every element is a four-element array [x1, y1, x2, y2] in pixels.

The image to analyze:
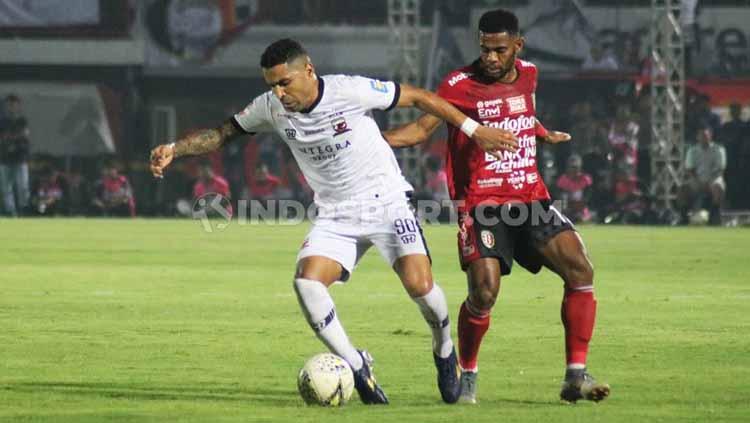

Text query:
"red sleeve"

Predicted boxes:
[[535, 120, 548, 139]]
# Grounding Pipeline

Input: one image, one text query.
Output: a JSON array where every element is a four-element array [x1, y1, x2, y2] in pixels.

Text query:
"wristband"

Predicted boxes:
[[460, 118, 480, 138]]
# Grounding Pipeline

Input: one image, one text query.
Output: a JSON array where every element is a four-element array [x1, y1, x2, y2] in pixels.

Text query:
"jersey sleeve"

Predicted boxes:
[[232, 93, 274, 134], [343, 76, 401, 112]]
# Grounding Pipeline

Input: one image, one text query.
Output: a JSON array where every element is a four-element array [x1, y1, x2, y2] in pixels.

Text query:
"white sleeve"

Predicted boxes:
[[343, 76, 401, 112], [232, 93, 274, 134]]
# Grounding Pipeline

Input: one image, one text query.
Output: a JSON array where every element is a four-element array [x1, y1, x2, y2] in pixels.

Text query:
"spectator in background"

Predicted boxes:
[[603, 164, 644, 224], [686, 94, 721, 139], [581, 41, 619, 71], [635, 94, 652, 186], [617, 35, 642, 73], [221, 107, 249, 201], [608, 103, 640, 181], [679, 126, 726, 225], [0, 94, 31, 216], [248, 162, 281, 201], [92, 162, 136, 217], [719, 102, 747, 208], [193, 161, 233, 217], [65, 168, 90, 216], [30, 165, 65, 216], [556, 154, 593, 223], [569, 100, 610, 179], [420, 155, 450, 203]]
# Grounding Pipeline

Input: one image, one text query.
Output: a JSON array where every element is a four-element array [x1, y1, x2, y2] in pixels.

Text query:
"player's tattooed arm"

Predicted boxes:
[[383, 113, 442, 147], [173, 120, 240, 157], [150, 119, 241, 178]]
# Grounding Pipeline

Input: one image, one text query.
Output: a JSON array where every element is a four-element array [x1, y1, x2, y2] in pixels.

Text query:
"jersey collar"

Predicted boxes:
[[300, 77, 325, 114]]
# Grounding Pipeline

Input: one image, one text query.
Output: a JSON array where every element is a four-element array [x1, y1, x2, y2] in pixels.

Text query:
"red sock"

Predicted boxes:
[[561, 288, 597, 366], [458, 300, 490, 371]]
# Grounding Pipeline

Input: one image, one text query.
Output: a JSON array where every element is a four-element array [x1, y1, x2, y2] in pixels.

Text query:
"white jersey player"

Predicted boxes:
[[150, 38, 517, 405]]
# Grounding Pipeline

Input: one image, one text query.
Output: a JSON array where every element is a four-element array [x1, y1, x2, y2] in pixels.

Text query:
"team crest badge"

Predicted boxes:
[[331, 116, 351, 136], [480, 230, 495, 248]]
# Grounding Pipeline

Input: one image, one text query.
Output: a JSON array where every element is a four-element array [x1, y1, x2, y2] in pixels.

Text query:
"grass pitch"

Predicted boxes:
[[1, 219, 748, 422]]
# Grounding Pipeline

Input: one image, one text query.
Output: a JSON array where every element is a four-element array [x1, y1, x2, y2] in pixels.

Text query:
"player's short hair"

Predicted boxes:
[[260, 38, 308, 68], [478, 9, 520, 36], [5, 94, 20, 103]]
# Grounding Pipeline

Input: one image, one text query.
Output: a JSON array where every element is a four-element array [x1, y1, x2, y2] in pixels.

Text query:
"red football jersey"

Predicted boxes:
[[437, 59, 550, 212]]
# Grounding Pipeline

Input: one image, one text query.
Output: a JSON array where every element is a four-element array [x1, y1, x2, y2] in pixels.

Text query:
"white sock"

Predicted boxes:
[[412, 282, 454, 358], [293, 278, 363, 370], [567, 363, 586, 370]]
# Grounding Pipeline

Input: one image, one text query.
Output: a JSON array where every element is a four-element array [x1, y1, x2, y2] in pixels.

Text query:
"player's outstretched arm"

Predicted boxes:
[[535, 119, 571, 144], [150, 119, 240, 178], [382, 113, 442, 148], [396, 84, 518, 153]]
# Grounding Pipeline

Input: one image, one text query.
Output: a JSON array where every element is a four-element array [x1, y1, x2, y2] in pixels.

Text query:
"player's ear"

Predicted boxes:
[[304, 57, 315, 78], [515, 36, 525, 54]]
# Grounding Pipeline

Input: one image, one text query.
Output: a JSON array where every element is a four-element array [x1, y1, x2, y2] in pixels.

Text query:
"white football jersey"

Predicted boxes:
[[233, 74, 413, 206]]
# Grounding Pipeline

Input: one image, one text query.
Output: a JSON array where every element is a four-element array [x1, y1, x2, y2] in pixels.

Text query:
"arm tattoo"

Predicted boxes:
[[173, 120, 239, 158]]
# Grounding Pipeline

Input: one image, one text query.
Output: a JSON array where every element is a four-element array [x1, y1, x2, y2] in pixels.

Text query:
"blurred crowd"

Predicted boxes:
[[534, 89, 749, 226], [2, 83, 749, 224]]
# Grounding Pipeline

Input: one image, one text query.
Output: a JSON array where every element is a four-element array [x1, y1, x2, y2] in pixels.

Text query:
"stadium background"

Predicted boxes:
[[1, 1, 749, 422], [1, 0, 749, 223]]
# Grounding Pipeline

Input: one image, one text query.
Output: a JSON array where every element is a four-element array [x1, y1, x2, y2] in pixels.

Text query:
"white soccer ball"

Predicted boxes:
[[689, 209, 710, 225], [297, 353, 355, 406]]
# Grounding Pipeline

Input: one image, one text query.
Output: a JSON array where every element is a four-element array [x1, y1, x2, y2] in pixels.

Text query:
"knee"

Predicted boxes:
[[406, 278, 434, 298], [562, 253, 595, 287], [469, 278, 499, 310]]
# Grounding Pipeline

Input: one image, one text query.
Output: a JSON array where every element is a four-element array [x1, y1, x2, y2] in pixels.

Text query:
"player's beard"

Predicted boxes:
[[479, 54, 516, 82]]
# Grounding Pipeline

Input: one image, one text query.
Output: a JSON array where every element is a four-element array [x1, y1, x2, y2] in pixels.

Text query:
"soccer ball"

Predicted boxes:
[[297, 353, 355, 406], [689, 209, 710, 225]]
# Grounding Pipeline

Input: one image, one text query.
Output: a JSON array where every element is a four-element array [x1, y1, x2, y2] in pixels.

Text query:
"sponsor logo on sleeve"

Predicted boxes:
[[284, 128, 297, 140], [448, 72, 471, 86], [370, 79, 389, 93]]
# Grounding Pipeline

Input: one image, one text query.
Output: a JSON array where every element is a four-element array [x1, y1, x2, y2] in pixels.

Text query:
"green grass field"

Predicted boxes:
[[1, 219, 749, 422]]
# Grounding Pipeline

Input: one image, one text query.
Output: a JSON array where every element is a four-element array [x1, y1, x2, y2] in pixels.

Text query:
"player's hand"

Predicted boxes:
[[150, 144, 175, 179], [543, 130, 571, 144], [473, 125, 518, 156]]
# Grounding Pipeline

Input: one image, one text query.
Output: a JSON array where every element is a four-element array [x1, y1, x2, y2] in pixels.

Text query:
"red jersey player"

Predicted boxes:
[[384, 9, 609, 404]]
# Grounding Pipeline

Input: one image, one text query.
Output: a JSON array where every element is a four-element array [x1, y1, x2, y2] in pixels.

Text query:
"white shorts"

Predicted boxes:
[[296, 193, 429, 281]]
